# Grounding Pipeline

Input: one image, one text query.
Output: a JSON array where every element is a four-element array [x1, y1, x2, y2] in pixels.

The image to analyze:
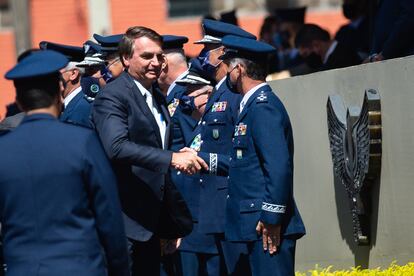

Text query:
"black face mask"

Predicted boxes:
[[304, 53, 323, 69], [225, 72, 239, 94], [273, 30, 291, 50], [342, 3, 358, 20]]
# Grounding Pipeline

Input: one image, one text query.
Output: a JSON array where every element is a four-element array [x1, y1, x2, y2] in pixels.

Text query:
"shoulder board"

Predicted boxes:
[[255, 91, 268, 104], [84, 94, 94, 103]]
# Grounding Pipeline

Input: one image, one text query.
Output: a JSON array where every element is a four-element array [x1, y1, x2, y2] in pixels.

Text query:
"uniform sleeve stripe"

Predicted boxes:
[[262, 202, 286, 213], [209, 153, 217, 175]]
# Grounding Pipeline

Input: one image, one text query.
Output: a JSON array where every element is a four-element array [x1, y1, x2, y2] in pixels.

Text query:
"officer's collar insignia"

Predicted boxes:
[[234, 123, 247, 136], [190, 133, 203, 152], [256, 91, 268, 103], [168, 98, 180, 117], [211, 101, 227, 112]]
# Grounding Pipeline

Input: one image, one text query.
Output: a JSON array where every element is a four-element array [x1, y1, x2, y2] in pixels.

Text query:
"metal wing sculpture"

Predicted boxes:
[[327, 89, 382, 245]]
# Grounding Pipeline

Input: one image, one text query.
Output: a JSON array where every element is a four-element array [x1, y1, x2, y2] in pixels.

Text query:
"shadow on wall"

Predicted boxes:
[[333, 173, 381, 268]]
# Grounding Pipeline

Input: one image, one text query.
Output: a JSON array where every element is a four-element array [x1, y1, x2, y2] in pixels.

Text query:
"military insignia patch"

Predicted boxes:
[[236, 149, 243, 159], [90, 84, 100, 94], [256, 91, 267, 103], [212, 129, 219, 139], [211, 101, 227, 112], [234, 123, 247, 136], [168, 98, 180, 117], [190, 134, 203, 152]]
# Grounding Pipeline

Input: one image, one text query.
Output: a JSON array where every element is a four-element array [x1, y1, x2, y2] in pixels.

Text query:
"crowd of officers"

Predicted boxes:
[[0, 18, 306, 276], [2, 0, 414, 274]]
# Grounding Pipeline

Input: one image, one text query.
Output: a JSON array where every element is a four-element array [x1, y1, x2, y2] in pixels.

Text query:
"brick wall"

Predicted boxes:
[[0, 30, 16, 120], [31, 0, 90, 48], [0, 0, 346, 119]]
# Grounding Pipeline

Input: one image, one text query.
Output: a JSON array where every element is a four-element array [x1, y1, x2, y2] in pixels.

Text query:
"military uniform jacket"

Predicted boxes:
[[224, 84, 305, 242], [0, 114, 128, 276], [60, 89, 93, 128], [189, 78, 241, 234]]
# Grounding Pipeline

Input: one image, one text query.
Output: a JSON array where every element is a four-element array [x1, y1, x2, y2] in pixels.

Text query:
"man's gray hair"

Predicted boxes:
[[64, 62, 85, 75]]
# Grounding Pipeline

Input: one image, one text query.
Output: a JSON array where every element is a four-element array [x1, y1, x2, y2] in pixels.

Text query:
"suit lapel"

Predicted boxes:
[[124, 73, 163, 147]]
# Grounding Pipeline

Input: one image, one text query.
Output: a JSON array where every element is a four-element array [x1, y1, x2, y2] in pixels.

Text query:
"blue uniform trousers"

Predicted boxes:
[[224, 238, 296, 276]]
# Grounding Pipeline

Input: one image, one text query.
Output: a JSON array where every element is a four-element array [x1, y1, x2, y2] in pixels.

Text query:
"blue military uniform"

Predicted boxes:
[[180, 20, 257, 275], [78, 40, 105, 101], [93, 33, 123, 83], [0, 50, 129, 276], [220, 35, 305, 276], [40, 41, 93, 128]]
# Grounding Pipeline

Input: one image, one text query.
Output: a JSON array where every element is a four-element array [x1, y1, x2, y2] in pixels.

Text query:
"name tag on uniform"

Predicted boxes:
[[234, 123, 247, 136], [190, 134, 203, 152], [236, 149, 243, 159], [168, 98, 180, 117], [211, 101, 227, 112]]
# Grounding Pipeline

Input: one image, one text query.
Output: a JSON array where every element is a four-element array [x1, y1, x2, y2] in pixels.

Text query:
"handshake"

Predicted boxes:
[[171, 147, 209, 175]]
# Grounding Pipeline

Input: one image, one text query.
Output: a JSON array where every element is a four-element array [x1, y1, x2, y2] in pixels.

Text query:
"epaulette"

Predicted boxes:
[[84, 94, 95, 103], [256, 91, 268, 104]]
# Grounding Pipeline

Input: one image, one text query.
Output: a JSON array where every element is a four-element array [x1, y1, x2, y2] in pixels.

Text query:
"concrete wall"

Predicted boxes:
[[269, 56, 414, 271]]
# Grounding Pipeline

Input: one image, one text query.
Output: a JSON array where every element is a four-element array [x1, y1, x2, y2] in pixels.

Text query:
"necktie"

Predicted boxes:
[[144, 91, 166, 148]]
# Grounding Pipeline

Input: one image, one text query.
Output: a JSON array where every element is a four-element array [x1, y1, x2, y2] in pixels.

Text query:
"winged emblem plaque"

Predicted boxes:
[[327, 89, 382, 245]]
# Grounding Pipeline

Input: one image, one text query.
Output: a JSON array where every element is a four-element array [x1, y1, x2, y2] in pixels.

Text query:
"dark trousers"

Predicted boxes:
[[224, 238, 296, 276], [128, 236, 161, 276]]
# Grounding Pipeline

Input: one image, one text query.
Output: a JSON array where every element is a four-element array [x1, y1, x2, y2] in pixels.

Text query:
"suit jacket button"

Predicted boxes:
[[160, 185, 164, 192], [199, 179, 203, 183]]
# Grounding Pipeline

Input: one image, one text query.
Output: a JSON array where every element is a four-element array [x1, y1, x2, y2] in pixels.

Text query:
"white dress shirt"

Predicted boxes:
[[323, 40, 338, 64], [215, 76, 226, 90], [63, 86, 82, 108], [239, 83, 267, 114], [134, 80, 167, 149]]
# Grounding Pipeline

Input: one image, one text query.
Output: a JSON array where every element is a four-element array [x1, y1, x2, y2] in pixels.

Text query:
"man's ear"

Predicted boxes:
[[69, 69, 80, 81], [122, 55, 130, 68]]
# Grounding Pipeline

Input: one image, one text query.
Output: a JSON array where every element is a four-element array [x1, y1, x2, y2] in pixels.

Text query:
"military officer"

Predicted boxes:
[[177, 19, 257, 275], [40, 41, 93, 128], [93, 33, 124, 83], [165, 58, 218, 276], [78, 40, 106, 100], [0, 50, 129, 276], [157, 35, 193, 151], [219, 35, 306, 275]]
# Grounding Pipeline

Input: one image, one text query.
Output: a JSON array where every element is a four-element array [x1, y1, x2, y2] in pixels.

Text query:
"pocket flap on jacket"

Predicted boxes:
[[239, 199, 262, 213]]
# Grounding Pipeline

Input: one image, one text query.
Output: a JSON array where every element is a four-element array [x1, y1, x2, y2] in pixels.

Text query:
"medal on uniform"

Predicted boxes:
[[211, 101, 227, 112], [190, 134, 203, 152], [236, 149, 243, 159], [168, 98, 180, 117], [234, 123, 247, 136], [212, 129, 219, 139]]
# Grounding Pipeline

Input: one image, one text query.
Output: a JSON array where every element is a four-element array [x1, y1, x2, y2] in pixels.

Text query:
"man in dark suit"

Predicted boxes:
[[369, 0, 414, 61], [295, 23, 362, 71], [92, 26, 208, 275], [335, 0, 370, 59], [0, 50, 129, 276]]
